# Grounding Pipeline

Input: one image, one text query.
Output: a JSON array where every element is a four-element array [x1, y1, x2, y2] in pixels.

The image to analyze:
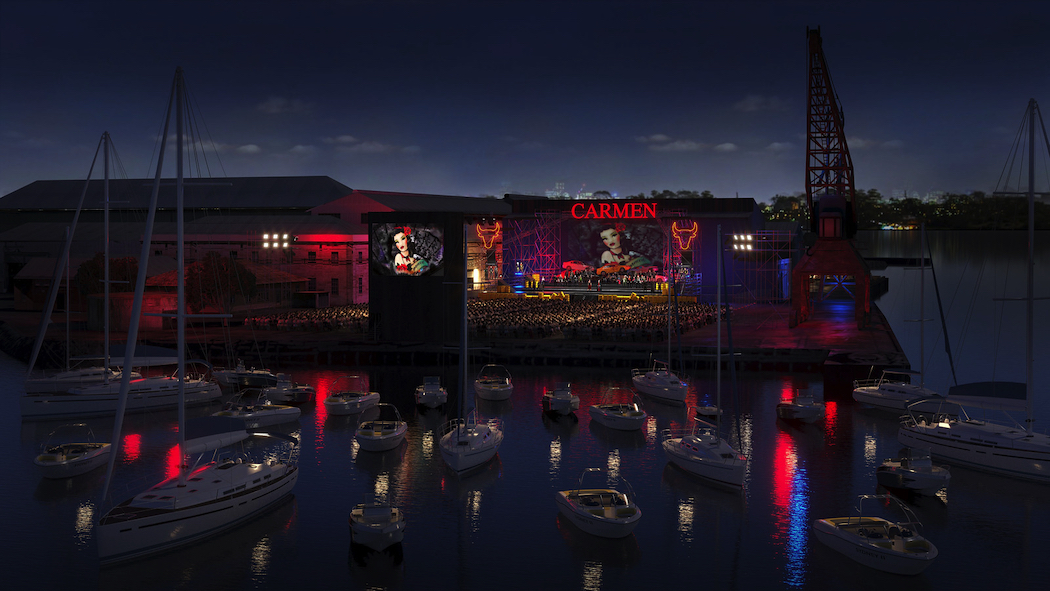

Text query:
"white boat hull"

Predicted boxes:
[[662, 436, 746, 487], [588, 405, 647, 431], [631, 370, 686, 404], [439, 421, 503, 472], [20, 379, 221, 420], [324, 392, 380, 415], [349, 505, 406, 551], [852, 384, 955, 415], [876, 465, 949, 495], [96, 462, 298, 565], [213, 405, 301, 429], [555, 490, 641, 538], [811, 517, 938, 575], [776, 401, 825, 423], [898, 418, 1050, 483], [35, 443, 111, 479], [415, 387, 448, 408], [356, 424, 408, 452], [474, 381, 513, 401]]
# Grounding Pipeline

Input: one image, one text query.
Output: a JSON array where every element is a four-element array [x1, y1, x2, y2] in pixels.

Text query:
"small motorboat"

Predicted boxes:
[[474, 364, 513, 401], [212, 394, 301, 429], [355, 403, 409, 452], [543, 382, 580, 415], [776, 391, 826, 423], [324, 375, 381, 415], [555, 467, 642, 538], [812, 494, 938, 575], [34, 423, 111, 479], [260, 374, 315, 406], [348, 503, 406, 551], [414, 376, 448, 408], [589, 401, 647, 431], [693, 405, 722, 418], [876, 448, 950, 495]]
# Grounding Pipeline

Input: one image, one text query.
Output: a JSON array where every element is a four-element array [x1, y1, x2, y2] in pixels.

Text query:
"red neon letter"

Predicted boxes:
[[571, 203, 584, 218]]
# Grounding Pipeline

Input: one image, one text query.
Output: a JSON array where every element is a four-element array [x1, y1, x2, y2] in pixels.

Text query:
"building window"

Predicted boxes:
[[251, 250, 259, 263], [358, 277, 363, 294], [357, 250, 364, 263], [308, 251, 317, 264], [331, 278, 339, 295], [285, 250, 294, 264], [331, 251, 339, 264], [308, 277, 317, 291]]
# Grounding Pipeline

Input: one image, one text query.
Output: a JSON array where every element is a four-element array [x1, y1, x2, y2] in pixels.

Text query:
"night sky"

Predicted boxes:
[[2, 0, 1048, 201]]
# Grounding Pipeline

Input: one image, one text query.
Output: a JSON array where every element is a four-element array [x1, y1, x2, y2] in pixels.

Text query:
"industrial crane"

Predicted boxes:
[[790, 27, 872, 328]]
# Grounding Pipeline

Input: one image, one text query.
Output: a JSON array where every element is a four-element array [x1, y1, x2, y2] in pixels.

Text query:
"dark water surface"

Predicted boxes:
[[7, 230, 1049, 590]]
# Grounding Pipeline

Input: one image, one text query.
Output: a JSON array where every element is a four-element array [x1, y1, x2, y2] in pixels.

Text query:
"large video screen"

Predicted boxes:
[[370, 223, 445, 276], [560, 218, 665, 276]]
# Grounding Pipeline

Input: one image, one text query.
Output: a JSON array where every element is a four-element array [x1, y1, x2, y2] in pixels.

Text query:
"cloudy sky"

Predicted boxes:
[[1, 0, 1048, 201]]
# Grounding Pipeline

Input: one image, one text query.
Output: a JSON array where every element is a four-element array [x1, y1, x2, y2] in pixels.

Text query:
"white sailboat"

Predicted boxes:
[[439, 221, 503, 473], [853, 225, 955, 415], [95, 68, 299, 565], [898, 99, 1050, 483], [21, 132, 144, 412], [662, 225, 748, 487], [631, 228, 687, 403]]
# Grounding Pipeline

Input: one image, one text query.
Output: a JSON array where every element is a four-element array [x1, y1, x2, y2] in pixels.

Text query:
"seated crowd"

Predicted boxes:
[[243, 299, 724, 342]]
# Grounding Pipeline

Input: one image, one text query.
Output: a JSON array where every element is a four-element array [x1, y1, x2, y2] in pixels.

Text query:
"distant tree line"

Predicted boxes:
[[762, 189, 1048, 230]]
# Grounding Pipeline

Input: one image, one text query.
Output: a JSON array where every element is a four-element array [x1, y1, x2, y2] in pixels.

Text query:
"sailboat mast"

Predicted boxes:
[[666, 225, 672, 367], [919, 223, 925, 390], [101, 76, 175, 503], [461, 220, 469, 432], [716, 225, 722, 421], [1025, 98, 1035, 435], [103, 132, 111, 382], [176, 67, 187, 458]]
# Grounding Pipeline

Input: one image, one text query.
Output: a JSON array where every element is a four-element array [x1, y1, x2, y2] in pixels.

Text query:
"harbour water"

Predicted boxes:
[[6, 230, 1049, 590]]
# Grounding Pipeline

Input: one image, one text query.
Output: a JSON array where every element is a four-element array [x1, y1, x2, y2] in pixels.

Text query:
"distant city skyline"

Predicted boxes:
[[2, 1, 1048, 201]]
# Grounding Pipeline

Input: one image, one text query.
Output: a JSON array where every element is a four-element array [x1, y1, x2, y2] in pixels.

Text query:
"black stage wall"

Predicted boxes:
[[368, 211, 466, 345]]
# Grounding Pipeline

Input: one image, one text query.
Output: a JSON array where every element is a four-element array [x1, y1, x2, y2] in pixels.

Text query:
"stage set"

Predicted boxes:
[[366, 198, 796, 344]]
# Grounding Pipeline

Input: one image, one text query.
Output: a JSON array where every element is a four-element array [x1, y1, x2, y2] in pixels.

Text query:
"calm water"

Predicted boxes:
[[7, 230, 1049, 590]]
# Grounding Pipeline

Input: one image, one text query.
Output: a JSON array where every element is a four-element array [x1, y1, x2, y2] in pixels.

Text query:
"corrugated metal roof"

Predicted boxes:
[[0, 176, 353, 210], [352, 190, 511, 214]]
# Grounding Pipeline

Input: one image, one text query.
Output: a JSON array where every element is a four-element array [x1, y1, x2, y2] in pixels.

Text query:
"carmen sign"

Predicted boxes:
[[570, 201, 658, 220]]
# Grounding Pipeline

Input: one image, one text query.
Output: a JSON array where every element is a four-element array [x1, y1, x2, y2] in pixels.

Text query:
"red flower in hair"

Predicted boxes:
[[615, 223, 626, 232]]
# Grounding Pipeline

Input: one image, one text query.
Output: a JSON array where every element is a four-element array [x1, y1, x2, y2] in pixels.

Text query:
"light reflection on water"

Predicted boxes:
[[7, 355, 1050, 590]]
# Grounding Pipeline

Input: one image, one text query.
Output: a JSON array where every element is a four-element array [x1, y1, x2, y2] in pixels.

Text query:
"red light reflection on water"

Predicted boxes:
[[311, 374, 339, 449], [164, 445, 181, 479], [771, 429, 809, 588], [122, 433, 141, 463], [822, 400, 839, 444]]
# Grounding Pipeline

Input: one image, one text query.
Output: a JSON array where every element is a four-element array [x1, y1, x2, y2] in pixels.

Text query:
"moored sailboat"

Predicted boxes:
[[897, 99, 1050, 483], [95, 68, 299, 565], [439, 220, 503, 473]]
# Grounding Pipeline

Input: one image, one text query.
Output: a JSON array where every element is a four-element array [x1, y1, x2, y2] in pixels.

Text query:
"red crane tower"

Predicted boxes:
[[790, 27, 872, 329]]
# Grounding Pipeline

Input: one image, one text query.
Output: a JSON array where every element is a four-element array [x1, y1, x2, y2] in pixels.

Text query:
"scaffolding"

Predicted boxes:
[[724, 229, 797, 304]]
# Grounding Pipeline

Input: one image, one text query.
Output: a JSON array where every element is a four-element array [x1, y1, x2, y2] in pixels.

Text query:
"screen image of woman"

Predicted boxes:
[[390, 226, 430, 275], [598, 223, 651, 268]]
